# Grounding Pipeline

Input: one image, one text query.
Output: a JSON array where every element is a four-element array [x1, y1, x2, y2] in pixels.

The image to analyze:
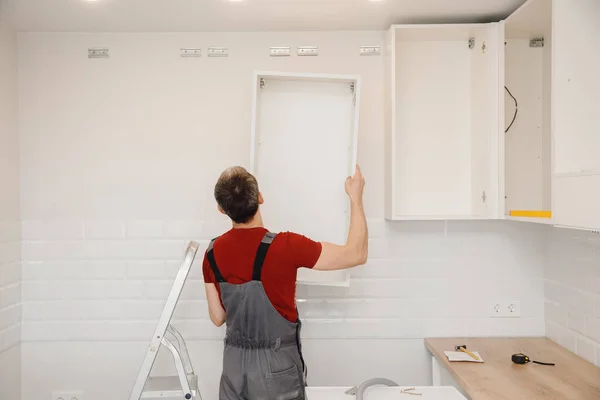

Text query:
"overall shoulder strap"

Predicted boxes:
[[206, 237, 225, 283], [252, 232, 277, 281]]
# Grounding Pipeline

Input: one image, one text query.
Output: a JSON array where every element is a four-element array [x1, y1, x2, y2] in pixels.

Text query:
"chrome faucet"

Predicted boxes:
[[345, 378, 399, 400]]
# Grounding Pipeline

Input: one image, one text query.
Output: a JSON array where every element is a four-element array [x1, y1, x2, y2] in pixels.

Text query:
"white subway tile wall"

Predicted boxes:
[[0, 222, 21, 353], [0, 22, 21, 377], [544, 228, 600, 366], [13, 32, 570, 399], [21, 219, 547, 342], [0, 22, 21, 400]]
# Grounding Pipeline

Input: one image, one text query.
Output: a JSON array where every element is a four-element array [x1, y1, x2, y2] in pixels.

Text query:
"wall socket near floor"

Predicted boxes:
[[490, 299, 521, 318], [52, 391, 84, 400]]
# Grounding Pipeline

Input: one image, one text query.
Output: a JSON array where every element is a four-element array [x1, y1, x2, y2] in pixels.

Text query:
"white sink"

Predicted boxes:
[[305, 386, 467, 400]]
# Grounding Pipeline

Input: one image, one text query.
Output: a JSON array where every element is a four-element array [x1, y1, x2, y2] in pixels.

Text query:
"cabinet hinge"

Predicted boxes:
[[259, 78, 265, 89], [468, 37, 475, 49], [482, 191, 487, 203]]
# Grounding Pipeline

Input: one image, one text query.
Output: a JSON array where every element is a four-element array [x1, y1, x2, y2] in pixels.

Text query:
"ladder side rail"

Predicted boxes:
[[167, 324, 195, 375], [162, 336, 193, 399], [128, 241, 200, 400]]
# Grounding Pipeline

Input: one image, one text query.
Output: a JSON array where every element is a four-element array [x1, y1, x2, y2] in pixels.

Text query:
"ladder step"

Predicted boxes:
[[141, 375, 199, 399]]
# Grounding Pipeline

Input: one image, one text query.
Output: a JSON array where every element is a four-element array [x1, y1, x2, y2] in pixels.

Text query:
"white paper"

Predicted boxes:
[[443, 351, 485, 363]]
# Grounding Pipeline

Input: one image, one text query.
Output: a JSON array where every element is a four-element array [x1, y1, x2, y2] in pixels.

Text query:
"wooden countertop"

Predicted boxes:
[[425, 338, 600, 400]]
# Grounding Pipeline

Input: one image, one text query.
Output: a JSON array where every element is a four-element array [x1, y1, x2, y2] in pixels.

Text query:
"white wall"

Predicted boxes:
[[544, 228, 600, 366], [0, 22, 22, 400], [18, 32, 546, 400]]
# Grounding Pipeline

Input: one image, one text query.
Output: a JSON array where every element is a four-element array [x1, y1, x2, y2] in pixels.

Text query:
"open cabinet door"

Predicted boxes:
[[552, 0, 600, 232], [250, 71, 360, 286]]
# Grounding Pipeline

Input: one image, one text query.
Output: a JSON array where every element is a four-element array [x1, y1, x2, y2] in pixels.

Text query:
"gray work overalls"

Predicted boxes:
[[206, 232, 307, 400]]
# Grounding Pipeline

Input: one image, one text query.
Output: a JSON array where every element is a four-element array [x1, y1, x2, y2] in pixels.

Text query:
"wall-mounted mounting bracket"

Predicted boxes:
[[530, 38, 544, 48], [88, 48, 109, 58]]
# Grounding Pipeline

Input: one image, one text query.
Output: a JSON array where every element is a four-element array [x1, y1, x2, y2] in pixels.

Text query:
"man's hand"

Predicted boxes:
[[345, 165, 365, 202], [313, 165, 368, 271]]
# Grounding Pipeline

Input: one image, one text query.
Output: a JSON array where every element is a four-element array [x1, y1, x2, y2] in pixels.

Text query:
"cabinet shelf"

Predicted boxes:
[[508, 210, 552, 219]]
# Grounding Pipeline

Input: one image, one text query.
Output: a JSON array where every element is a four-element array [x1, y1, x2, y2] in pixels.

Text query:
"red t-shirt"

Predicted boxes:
[[202, 227, 322, 322]]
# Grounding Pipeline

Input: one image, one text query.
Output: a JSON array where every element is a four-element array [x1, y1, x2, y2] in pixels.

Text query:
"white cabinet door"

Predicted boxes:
[[555, 175, 600, 232], [251, 72, 360, 286], [552, 0, 600, 231]]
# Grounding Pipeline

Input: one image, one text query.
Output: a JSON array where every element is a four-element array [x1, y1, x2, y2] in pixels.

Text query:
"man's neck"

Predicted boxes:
[[231, 213, 264, 229]]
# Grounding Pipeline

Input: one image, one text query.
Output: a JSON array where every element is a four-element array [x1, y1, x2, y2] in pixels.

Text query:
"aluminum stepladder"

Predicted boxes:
[[129, 241, 203, 400]]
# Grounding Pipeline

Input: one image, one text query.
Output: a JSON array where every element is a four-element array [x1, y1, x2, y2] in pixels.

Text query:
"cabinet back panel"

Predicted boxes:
[[505, 0, 551, 40], [394, 40, 472, 217], [504, 39, 545, 213], [254, 78, 353, 244]]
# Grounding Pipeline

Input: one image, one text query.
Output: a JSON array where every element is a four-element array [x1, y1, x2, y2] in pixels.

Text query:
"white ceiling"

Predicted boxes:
[[0, 0, 527, 32]]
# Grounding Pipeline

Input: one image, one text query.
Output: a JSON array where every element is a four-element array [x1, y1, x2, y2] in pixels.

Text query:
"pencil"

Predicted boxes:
[[459, 347, 480, 361]]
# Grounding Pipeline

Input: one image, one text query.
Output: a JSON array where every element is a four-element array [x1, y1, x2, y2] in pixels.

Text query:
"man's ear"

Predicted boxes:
[[218, 205, 226, 215], [258, 192, 264, 205]]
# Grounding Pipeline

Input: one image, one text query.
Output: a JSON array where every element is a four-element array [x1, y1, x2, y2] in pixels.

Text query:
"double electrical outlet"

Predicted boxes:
[[52, 391, 83, 400], [490, 299, 521, 318]]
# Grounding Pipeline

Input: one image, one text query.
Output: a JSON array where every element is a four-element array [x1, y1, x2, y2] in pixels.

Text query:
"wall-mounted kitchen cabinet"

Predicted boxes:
[[250, 71, 360, 286], [385, 0, 600, 231], [384, 24, 502, 220]]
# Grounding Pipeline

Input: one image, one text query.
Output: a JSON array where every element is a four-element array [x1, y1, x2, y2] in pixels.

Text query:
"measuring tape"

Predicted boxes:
[[512, 353, 555, 366]]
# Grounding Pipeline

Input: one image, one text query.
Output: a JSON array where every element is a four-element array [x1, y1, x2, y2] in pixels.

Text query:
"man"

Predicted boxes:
[[203, 165, 368, 400]]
